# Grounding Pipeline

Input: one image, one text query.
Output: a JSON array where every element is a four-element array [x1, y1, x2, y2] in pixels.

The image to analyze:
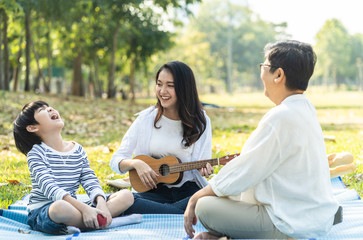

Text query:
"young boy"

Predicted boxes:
[[13, 101, 133, 235]]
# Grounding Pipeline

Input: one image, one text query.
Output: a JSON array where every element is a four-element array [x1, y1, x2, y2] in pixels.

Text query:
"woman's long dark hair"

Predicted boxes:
[[154, 61, 206, 147], [13, 101, 48, 155]]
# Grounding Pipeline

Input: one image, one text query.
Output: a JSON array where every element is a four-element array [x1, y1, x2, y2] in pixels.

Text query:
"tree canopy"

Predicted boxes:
[[1, 0, 362, 98]]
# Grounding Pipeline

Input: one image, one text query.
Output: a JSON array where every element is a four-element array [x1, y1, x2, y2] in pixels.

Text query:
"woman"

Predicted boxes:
[[110, 61, 213, 214], [184, 40, 339, 239]]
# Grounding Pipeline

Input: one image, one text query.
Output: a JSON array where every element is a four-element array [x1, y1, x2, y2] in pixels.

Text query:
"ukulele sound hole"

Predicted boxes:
[[159, 164, 170, 176]]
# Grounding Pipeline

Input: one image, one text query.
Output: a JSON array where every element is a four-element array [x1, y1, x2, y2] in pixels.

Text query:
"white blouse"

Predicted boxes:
[[110, 106, 212, 188]]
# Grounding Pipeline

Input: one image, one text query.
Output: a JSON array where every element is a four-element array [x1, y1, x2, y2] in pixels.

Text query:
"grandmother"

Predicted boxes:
[[184, 40, 340, 239]]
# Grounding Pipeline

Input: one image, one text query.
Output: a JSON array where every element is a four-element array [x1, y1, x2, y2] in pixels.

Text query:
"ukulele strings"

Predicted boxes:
[[168, 158, 220, 173]]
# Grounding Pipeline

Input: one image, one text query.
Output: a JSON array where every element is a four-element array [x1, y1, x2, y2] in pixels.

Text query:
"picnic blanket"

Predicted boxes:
[[0, 177, 362, 239]]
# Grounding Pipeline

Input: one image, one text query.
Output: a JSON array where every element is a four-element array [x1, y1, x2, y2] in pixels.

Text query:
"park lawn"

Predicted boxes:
[[0, 90, 362, 209]]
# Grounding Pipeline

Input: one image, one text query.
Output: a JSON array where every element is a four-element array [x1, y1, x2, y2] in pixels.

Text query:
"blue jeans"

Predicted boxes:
[[27, 195, 111, 235], [27, 202, 67, 235], [124, 181, 201, 214]]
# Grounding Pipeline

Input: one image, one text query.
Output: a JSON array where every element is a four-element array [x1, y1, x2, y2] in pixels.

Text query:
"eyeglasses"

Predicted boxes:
[[259, 63, 279, 71]]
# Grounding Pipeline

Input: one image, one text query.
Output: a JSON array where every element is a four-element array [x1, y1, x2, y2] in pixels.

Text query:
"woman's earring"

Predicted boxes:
[[274, 79, 278, 82]]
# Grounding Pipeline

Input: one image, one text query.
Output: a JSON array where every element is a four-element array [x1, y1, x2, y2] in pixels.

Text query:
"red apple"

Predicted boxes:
[[97, 214, 107, 227]]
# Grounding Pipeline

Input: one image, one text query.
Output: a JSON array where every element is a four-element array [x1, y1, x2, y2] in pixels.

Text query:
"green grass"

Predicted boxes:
[[0, 89, 362, 209]]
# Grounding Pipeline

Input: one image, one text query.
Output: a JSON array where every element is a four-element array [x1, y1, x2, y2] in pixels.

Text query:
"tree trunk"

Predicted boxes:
[[144, 65, 150, 98], [254, 72, 263, 90], [33, 73, 40, 92], [107, 22, 121, 99], [333, 65, 338, 90], [3, 10, 9, 91], [129, 54, 136, 102], [94, 56, 102, 98], [0, 10, 3, 90], [71, 49, 84, 96], [31, 38, 46, 92], [88, 69, 94, 99], [323, 64, 331, 88], [24, 6, 31, 91], [357, 58, 363, 91], [13, 35, 23, 91], [45, 21, 52, 93], [226, 2, 233, 94]]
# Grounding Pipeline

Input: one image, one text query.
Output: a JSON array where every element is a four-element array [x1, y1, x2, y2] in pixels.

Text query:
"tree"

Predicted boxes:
[[1, 0, 204, 98], [1, 0, 22, 91], [188, 0, 282, 92], [150, 27, 219, 94], [1, 7, 10, 90], [33, 0, 65, 92], [123, 5, 173, 101], [91, 0, 201, 100], [103, 0, 200, 100], [15, 0, 33, 91], [58, 1, 94, 96], [86, 2, 110, 98], [315, 19, 351, 88], [0, 8, 3, 90], [12, 34, 22, 91], [349, 34, 363, 90], [97, 0, 137, 99]]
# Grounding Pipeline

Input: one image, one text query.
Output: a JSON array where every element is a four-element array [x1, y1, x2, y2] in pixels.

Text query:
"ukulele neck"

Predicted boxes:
[[169, 158, 220, 174]]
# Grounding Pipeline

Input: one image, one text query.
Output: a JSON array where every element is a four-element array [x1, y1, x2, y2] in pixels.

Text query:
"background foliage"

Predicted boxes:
[[1, 0, 362, 100], [0, 90, 362, 209], [0, 0, 362, 212]]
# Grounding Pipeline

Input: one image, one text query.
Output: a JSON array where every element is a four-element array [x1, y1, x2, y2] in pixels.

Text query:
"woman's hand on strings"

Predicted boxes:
[[199, 162, 214, 178]]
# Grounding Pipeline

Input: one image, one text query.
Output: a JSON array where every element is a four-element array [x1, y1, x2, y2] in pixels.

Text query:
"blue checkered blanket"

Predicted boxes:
[[0, 177, 361, 239]]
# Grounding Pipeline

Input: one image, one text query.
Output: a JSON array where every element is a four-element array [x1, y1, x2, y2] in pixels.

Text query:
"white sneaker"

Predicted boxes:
[[66, 226, 81, 234]]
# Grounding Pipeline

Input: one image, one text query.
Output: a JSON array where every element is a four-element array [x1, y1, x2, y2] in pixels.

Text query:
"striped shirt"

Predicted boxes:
[[27, 142, 105, 211]]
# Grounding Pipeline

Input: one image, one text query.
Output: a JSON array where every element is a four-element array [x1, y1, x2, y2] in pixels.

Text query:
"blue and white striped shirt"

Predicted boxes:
[[27, 142, 105, 211]]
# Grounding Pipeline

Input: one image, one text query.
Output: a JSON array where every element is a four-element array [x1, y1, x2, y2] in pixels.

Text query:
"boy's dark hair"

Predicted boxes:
[[264, 40, 317, 91], [13, 101, 49, 155], [154, 61, 206, 147]]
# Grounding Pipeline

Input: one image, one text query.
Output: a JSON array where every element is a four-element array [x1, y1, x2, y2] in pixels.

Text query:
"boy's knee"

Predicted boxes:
[[124, 190, 134, 206], [49, 200, 67, 213], [48, 200, 74, 221], [116, 189, 134, 206]]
